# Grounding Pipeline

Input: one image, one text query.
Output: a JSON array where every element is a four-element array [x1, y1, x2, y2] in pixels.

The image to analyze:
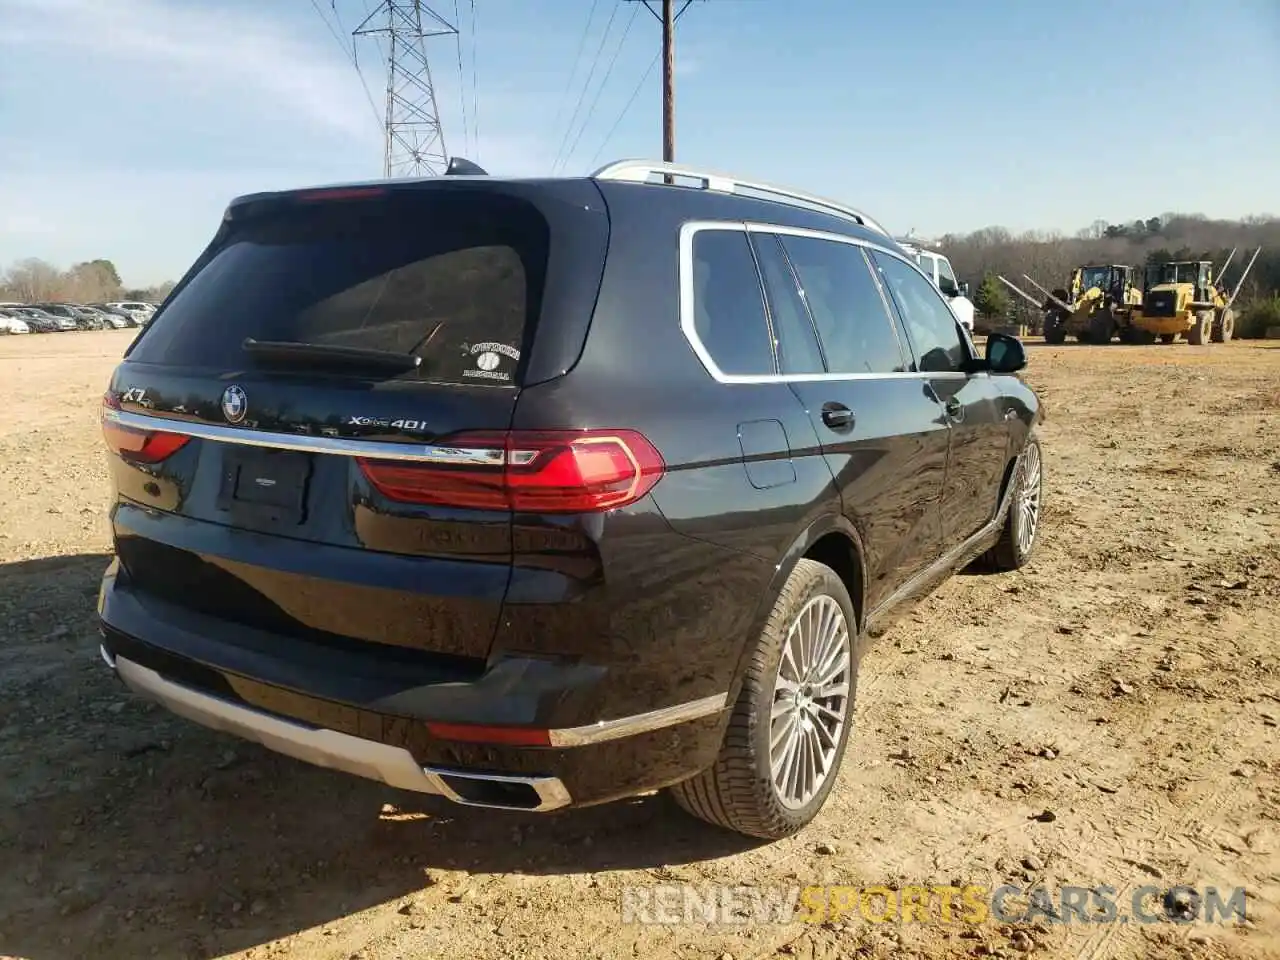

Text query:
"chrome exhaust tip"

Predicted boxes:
[[99, 643, 117, 670], [424, 766, 572, 812]]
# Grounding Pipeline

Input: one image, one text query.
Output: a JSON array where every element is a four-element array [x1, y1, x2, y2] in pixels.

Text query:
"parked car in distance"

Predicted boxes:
[[0, 309, 31, 334], [85, 305, 129, 329], [98, 158, 1042, 840], [106, 301, 157, 325], [100, 302, 151, 326], [14, 309, 60, 333], [26, 305, 78, 331]]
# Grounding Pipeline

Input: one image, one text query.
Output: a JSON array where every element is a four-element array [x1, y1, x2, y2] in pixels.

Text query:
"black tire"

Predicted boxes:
[[1188, 310, 1212, 345], [1212, 307, 1234, 343], [1043, 311, 1067, 345], [669, 558, 858, 840], [987, 431, 1043, 572], [1088, 309, 1113, 344]]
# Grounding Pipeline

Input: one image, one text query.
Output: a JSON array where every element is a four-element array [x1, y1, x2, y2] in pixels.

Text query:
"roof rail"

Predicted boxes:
[[590, 159, 889, 237]]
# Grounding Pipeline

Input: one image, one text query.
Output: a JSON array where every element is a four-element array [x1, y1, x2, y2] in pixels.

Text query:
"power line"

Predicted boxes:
[[549, 0, 601, 153], [552, 1, 621, 174], [469, 0, 480, 161], [560, 0, 641, 173], [307, 0, 383, 132], [451, 0, 471, 155], [587, 50, 658, 168]]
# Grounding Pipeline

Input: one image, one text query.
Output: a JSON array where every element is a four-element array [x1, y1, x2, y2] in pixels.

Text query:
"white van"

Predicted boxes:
[[895, 239, 974, 332]]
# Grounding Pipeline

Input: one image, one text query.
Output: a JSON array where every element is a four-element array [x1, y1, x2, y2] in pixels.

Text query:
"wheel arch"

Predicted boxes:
[[723, 514, 868, 708]]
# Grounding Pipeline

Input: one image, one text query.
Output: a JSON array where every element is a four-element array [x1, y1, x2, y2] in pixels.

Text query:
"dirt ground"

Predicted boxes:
[[1, 329, 1277, 960]]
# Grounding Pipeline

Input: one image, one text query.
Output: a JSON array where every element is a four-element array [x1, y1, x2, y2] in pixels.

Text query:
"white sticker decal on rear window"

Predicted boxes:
[[460, 341, 520, 382]]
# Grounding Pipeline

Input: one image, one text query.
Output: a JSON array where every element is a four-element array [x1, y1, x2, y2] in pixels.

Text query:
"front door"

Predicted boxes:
[[871, 251, 1011, 549], [750, 229, 950, 614]]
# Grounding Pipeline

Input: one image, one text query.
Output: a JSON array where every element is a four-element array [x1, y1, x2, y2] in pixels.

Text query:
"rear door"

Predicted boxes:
[[871, 250, 1010, 548], [107, 184, 603, 664], [752, 227, 950, 614]]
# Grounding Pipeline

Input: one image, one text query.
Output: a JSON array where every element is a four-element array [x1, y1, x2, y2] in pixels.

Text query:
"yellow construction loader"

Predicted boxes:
[[1128, 247, 1262, 344], [998, 264, 1142, 344]]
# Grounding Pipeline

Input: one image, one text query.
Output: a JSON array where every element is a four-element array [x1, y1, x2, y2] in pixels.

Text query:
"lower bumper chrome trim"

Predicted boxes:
[[547, 692, 730, 746], [110, 655, 571, 812]]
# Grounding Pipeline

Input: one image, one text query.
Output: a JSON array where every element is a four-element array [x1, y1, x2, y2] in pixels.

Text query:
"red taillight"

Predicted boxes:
[[425, 721, 552, 747], [101, 394, 191, 463], [357, 429, 665, 514]]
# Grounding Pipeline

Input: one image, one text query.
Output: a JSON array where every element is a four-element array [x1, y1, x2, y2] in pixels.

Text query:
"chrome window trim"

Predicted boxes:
[[104, 407, 507, 464], [679, 220, 971, 385]]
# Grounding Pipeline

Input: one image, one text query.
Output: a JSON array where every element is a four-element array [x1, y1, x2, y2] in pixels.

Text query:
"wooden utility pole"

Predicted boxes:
[[631, 0, 695, 167], [662, 0, 675, 164]]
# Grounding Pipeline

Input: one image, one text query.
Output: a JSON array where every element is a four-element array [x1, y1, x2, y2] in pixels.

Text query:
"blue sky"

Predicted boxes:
[[1, 0, 1277, 286]]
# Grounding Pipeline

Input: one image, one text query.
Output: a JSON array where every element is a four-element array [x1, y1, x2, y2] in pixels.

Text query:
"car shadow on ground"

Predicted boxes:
[[0, 552, 763, 960]]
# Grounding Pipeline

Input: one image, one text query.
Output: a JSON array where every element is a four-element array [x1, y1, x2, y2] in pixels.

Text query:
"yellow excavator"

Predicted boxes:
[[1127, 247, 1262, 344], [998, 264, 1142, 344]]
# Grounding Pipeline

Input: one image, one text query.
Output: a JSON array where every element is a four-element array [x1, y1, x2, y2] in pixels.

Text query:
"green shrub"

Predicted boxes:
[[1237, 297, 1280, 339]]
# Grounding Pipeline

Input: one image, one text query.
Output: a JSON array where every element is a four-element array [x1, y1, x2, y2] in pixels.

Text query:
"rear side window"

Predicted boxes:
[[129, 190, 549, 385], [750, 233, 825, 375], [690, 228, 775, 376], [777, 235, 907, 375]]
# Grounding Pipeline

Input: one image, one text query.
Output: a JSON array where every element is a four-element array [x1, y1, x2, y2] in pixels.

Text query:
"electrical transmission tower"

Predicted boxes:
[[354, 1, 458, 178]]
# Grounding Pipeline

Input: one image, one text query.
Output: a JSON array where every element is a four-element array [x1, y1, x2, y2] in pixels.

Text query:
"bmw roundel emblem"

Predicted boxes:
[[221, 385, 248, 424]]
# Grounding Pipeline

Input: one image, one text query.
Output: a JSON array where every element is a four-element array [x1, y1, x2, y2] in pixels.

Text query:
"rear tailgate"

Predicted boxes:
[[105, 180, 608, 664]]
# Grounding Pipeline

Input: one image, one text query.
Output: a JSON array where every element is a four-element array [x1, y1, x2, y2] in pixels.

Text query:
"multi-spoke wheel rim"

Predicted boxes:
[[1017, 443, 1042, 556], [769, 595, 851, 810]]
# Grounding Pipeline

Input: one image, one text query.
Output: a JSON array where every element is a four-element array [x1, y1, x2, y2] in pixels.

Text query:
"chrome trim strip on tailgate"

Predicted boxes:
[[103, 408, 503, 465]]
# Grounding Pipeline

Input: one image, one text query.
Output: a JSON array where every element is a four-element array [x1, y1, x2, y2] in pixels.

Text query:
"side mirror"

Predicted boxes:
[[986, 332, 1027, 374], [959, 281, 970, 298]]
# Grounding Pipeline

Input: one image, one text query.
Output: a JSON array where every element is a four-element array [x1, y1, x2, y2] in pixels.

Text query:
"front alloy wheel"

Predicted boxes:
[[989, 431, 1043, 571]]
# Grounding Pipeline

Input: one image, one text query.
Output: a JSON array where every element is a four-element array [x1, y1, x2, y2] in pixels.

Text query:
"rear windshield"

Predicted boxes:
[[129, 189, 550, 385]]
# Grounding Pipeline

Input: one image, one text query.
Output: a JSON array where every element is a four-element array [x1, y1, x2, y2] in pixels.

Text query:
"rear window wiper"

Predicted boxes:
[[241, 338, 422, 375]]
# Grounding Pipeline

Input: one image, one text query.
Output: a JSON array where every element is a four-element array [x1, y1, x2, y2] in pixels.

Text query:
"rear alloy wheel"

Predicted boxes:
[[669, 559, 856, 839], [988, 431, 1043, 571], [1212, 307, 1234, 343], [1188, 310, 1213, 345]]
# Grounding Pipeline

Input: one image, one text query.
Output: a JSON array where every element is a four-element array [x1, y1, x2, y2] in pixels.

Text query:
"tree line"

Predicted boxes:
[[1, 257, 175, 305], [938, 213, 1280, 337]]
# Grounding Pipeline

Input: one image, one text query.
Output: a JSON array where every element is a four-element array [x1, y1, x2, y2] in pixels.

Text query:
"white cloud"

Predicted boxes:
[[0, 0, 377, 140]]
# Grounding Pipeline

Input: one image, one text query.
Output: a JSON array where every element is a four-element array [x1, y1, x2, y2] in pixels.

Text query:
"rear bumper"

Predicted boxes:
[[98, 563, 731, 810], [103, 647, 570, 811]]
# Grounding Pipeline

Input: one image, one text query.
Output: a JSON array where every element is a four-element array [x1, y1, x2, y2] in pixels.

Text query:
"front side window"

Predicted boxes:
[[873, 253, 968, 374], [690, 228, 776, 376], [778, 235, 907, 375]]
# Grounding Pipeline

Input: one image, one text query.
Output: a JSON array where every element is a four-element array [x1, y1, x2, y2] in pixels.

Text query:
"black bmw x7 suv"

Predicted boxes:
[[98, 159, 1042, 840]]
